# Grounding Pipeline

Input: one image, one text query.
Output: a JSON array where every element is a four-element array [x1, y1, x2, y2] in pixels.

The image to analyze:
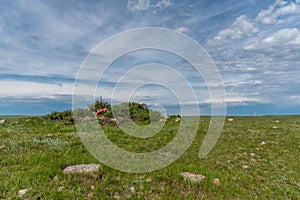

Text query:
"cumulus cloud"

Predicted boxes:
[[244, 28, 300, 59], [256, 0, 300, 25], [127, 0, 151, 12], [175, 26, 189, 33], [207, 15, 258, 46], [127, 0, 171, 12]]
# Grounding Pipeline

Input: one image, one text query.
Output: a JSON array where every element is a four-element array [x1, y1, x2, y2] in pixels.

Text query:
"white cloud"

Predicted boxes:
[[256, 0, 300, 25], [127, 0, 151, 12], [175, 26, 189, 33], [207, 15, 258, 46], [0, 80, 74, 97], [127, 0, 171, 12], [244, 28, 300, 52], [154, 0, 172, 10]]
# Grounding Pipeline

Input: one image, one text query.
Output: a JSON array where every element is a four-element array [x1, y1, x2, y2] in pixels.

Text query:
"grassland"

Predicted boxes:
[[0, 115, 299, 199]]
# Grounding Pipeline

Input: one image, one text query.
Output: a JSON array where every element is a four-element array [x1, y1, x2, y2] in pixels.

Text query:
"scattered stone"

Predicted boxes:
[[63, 164, 100, 174], [114, 193, 120, 199], [146, 177, 152, 182], [273, 120, 280, 123], [53, 175, 59, 182], [160, 118, 166, 122], [91, 185, 95, 190], [213, 178, 221, 186], [0, 119, 5, 124], [272, 126, 279, 129], [242, 165, 249, 169], [255, 147, 260, 150], [250, 153, 255, 157], [42, 121, 47, 124], [260, 141, 267, 146], [58, 186, 65, 191], [175, 117, 181, 122], [128, 185, 135, 193], [109, 118, 118, 122], [47, 133, 54, 137], [227, 118, 234, 122], [180, 172, 206, 183], [18, 188, 29, 197]]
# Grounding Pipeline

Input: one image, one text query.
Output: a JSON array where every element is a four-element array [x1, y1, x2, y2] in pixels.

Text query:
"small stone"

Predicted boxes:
[[260, 141, 266, 145], [272, 126, 279, 129], [242, 165, 249, 169], [180, 172, 206, 183], [146, 178, 152, 182], [91, 185, 95, 190], [213, 178, 221, 186], [255, 148, 260, 150], [58, 186, 65, 191], [18, 188, 29, 197], [0, 119, 5, 124], [63, 164, 100, 174], [250, 153, 255, 157], [47, 133, 54, 137], [227, 118, 234, 122], [175, 117, 181, 122], [114, 193, 120, 199], [273, 120, 280, 123], [128, 186, 135, 193]]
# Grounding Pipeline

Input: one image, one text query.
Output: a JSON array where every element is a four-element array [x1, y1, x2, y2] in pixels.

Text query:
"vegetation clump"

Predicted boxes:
[[47, 97, 163, 126]]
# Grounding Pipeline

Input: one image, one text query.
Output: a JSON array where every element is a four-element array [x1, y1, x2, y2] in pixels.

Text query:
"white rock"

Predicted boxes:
[[227, 118, 234, 122], [180, 172, 206, 182], [63, 164, 100, 174], [242, 165, 249, 169], [0, 119, 5, 124], [175, 117, 181, 122], [58, 186, 65, 191], [213, 178, 221, 185], [250, 153, 255, 157], [18, 188, 29, 197], [260, 141, 267, 145], [128, 186, 135, 193]]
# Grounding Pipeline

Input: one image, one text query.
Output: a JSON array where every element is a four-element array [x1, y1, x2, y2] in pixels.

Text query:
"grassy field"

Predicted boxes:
[[0, 115, 299, 199]]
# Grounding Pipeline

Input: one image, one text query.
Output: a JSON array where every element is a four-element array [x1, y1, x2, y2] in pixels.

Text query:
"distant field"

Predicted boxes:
[[0, 115, 299, 199]]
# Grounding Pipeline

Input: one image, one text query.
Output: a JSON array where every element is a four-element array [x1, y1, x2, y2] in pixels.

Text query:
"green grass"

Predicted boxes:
[[0, 116, 299, 199]]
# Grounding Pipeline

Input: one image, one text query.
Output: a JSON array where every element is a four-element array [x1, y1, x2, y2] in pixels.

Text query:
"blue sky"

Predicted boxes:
[[0, 0, 300, 116]]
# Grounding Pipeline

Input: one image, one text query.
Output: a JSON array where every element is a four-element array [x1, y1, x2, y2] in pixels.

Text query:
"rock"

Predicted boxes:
[[47, 133, 54, 137], [250, 153, 255, 157], [272, 126, 279, 129], [58, 186, 65, 191], [273, 120, 280, 123], [63, 164, 100, 174], [0, 119, 5, 124], [91, 185, 95, 190], [159, 118, 166, 122], [175, 117, 181, 122], [260, 141, 267, 145], [128, 186, 135, 193], [18, 188, 29, 197], [180, 172, 206, 183], [213, 178, 221, 186], [242, 165, 249, 169], [227, 118, 234, 122]]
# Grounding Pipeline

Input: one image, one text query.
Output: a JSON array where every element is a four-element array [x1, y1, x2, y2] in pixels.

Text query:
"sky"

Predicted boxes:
[[0, 0, 300, 116]]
